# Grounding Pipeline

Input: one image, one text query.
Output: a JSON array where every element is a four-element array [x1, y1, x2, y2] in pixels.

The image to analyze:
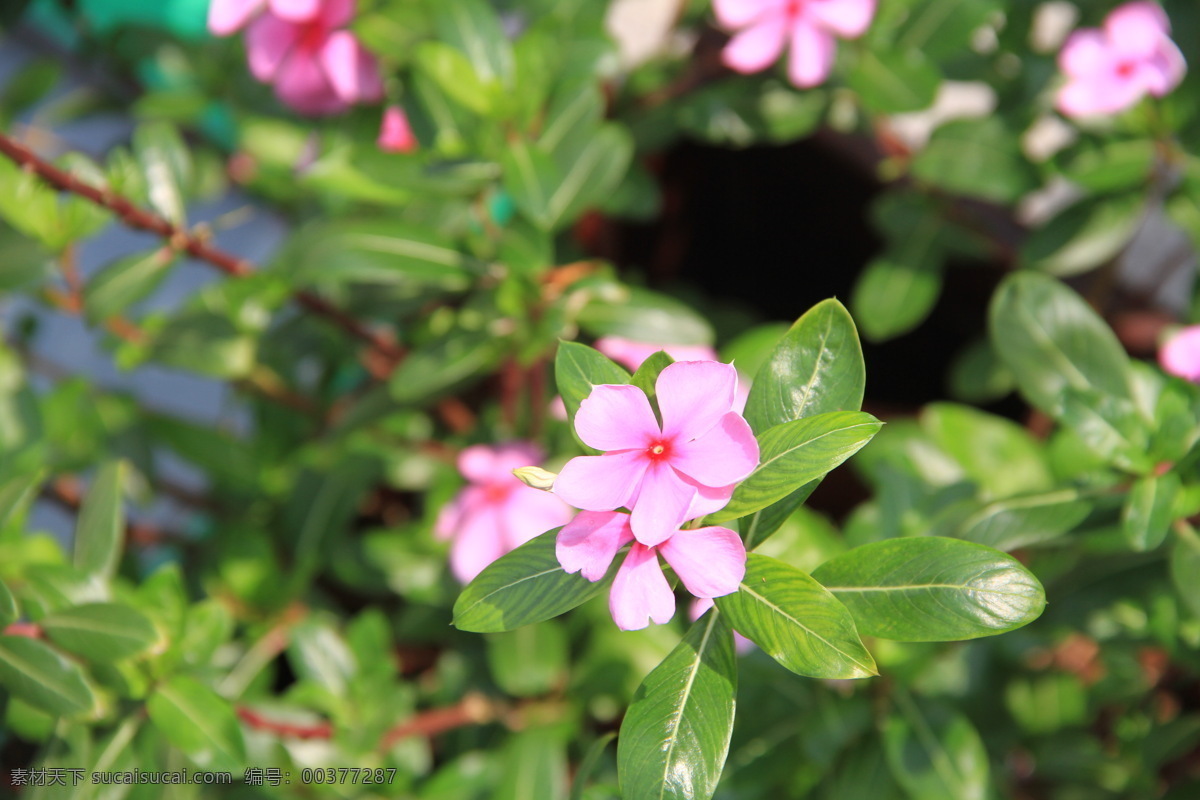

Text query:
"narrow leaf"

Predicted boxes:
[[956, 489, 1091, 551], [0, 579, 18, 629], [42, 603, 158, 662], [146, 675, 246, 772], [0, 635, 95, 717], [812, 537, 1046, 641], [1122, 472, 1180, 551], [73, 461, 125, 580], [884, 696, 990, 800]]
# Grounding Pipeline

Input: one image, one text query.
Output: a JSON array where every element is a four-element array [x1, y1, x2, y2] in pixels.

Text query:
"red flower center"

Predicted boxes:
[[483, 483, 512, 503], [297, 19, 329, 54], [785, 0, 805, 20], [1116, 60, 1137, 78], [646, 440, 672, 462]]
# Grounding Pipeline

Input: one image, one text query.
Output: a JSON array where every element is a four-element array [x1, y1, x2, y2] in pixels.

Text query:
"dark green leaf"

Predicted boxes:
[[1063, 140, 1156, 192], [957, 489, 1091, 550], [895, 0, 1001, 58], [288, 219, 471, 287], [741, 483, 818, 551], [912, 118, 1036, 204], [389, 331, 504, 405], [712, 411, 881, 522], [1122, 472, 1180, 551], [73, 461, 125, 580], [152, 311, 255, 379], [546, 124, 634, 228], [716, 554, 876, 678], [848, 49, 940, 114], [853, 253, 944, 342], [1021, 192, 1146, 277], [83, 249, 174, 323], [571, 732, 617, 800], [41, 603, 158, 662], [629, 350, 675, 403], [812, 537, 1046, 641], [487, 621, 568, 697], [147, 675, 246, 772], [453, 528, 612, 632], [1171, 522, 1200, 617], [618, 612, 737, 800], [554, 340, 630, 435], [883, 698, 990, 800], [495, 726, 568, 800], [0, 635, 95, 717]]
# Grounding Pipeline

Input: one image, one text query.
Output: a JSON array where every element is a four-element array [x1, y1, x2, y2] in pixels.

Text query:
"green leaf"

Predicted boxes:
[[41, 603, 158, 662], [288, 621, 357, 697], [947, 339, 1015, 404], [554, 340, 630, 432], [389, 330, 503, 405], [576, 286, 714, 347], [852, 253, 944, 342], [1021, 192, 1146, 276], [1122, 472, 1180, 551], [495, 726, 568, 800], [895, 0, 1000, 58], [1058, 388, 1151, 472], [152, 311, 255, 379], [956, 489, 1091, 551], [414, 40, 499, 116], [0, 470, 42, 529], [617, 612, 737, 800], [487, 621, 568, 697], [434, 0, 514, 87], [883, 698, 990, 800], [1063, 140, 1156, 192], [0, 579, 18, 628], [629, 350, 675, 406], [133, 121, 191, 226], [571, 733, 617, 800], [989, 271, 1133, 416], [146, 675, 246, 772], [546, 124, 634, 228], [711, 411, 881, 522], [453, 528, 612, 632], [921, 403, 1052, 497], [1171, 522, 1200, 617], [73, 461, 125, 580], [912, 118, 1036, 204], [811, 537, 1046, 641], [288, 219, 471, 288], [502, 140, 560, 229], [0, 635, 95, 717], [744, 298, 865, 433], [83, 249, 174, 323], [716, 554, 876, 679], [0, 224, 53, 290], [848, 49, 940, 114], [741, 484, 818, 551]]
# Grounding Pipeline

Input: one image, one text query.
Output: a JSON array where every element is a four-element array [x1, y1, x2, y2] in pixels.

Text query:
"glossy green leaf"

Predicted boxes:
[[921, 403, 1052, 497], [618, 612, 737, 800], [496, 726, 568, 800], [83, 249, 174, 323], [0, 579, 17, 628], [577, 286, 714, 347], [956, 489, 1091, 551], [716, 554, 876, 678], [883, 698, 990, 800], [434, 0, 514, 87], [414, 40, 498, 116], [912, 118, 1036, 204], [152, 310, 255, 379], [852, 253, 944, 342], [812, 537, 1046, 641], [41, 603, 158, 662], [288, 219, 471, 287], [73, 461, 125, 581], [712, 411, 881, 522], [1122, 472, 1180, 551], [133, 121, 191, 225], [0, 635, 95, 717], [1021, 192, 1146, 277], [502, 140, 559, 229], [147, 674, 246, 772], [629, 350, 675, 403], [487, 620, 568, 697], [848, 49, 940, 114], [989, 271, 1133, 416], [453, 528, 612, 632], [554, 340, 631, 431], [1058, 388, 1151, 472], [745, 299, 865, 436], [1171, 522, 1200, 617]]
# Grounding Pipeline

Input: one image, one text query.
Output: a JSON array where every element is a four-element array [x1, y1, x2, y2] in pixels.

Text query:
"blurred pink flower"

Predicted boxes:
[[714, 0, 875, 88], [594, 336, 750, 412], [557, 511, 746, 630], [209, 0, 383, 115], [1159, 325, 1200, 382], [1056, 2, 1185, 117], [377, 106, 418, 153], [690, 597, 755, 653], [436, 442, 574, 583], [554, 361, 759, 547]]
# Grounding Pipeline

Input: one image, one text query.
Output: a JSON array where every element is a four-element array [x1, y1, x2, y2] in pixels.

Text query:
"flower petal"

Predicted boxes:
[[267, 0, 320, 23], [378, 106, 419, 153], [595, 337, 719, 371], [448, 506, 507, 583], [273, 50, 349, 115], [683, 477, 737, 521], [433, 490, 469, 541], [629, 460, 695, 546], [555, 450, 648, 511], [656, 361, 738, 441], [671, 412, 759, 488], [556, 511, 634, 581], [458, 442, 544, 484], [659, 526, 747, 598], [1160, 326, 1200, 382], [714, 0, 778, 29], [318, 0, 356, 28], [609, 544, 676, 630], [1057, 74, 1144, 116], [246, 12, 300, 82], [499, 487, 574, 551], [319, 30, 384, 104], [722, 13, 789, 75], [1146, 38, 1187, 95], [808, 0, 876, 38], [209, 0, 264, 35], [574, 384, 661, 451], [1058, 30, 1110, 79], [787, 18, 837, 88], [1106, 1, 1170, 59]]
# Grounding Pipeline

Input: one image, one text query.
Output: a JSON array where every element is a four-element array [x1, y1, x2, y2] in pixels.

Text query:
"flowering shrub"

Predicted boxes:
[[0, 0, 1198, 798]]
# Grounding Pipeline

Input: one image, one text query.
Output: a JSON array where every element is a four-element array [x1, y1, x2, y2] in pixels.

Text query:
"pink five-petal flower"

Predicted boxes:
[[715, 0, 876, 89], [595, 336, 750, 413], [1056, 1, 1185, 117], [435, 442, 574, 583], [1159, 325, 1200, 383], [378, 105, 419, 153], [554, 361, 759, 547], [556, 511, 746, 631]]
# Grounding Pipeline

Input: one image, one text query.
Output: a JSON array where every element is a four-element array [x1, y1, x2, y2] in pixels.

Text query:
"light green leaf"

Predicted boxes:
[[487, 621, 568, 697], [546, 124, 634, 228], [288, 621, 358, 697], [83, 249, 174, 323], [716, 554, 876, 678], [0, 579, 18, 628], [152, 311, 255, 379], [712, 411, 881, 522], [41, 603, 158, 662], [414, 40, 499, 116], [288, 219, 471, 287], [1064, 140, 1156, 192], [496, 726, 568, 800], [956, 489, 1091, 551], [617, 612, 737, 800], [1021, 192, 1146, 277], [576, 286, 714, 347], [852, 253, 944, 342], [453, 528, 612, 632], [921, 403, 1052, 497], [848, 49, 940, 114], [0, 634, 95, 717], [1122, 472, 1180, 551], [133, 121, 191, 226], [1171, 522, 1200, 617], [389, 330, 504, 405], [812, 537, 1046, 641], [989, 271, 1133, 416], [502, 140, 559, 229], [146, 674, 246, 772], [884, 698, 990, 800], [912, 118, 1036, 204], [73, 461, 125, 580], [0, 470, 42, 529], [434, 0, 514, 87]]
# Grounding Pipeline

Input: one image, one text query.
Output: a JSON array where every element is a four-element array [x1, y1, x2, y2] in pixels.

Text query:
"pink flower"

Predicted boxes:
[[557, 511, 746, 630], [553, 361, 759, 547], [714, 0, 876, 88], [1159, 325, 1200, 382], [209, 0, 383, 116], [435, 443, 574, 583], [595, 337, 719, 371], [690, 597, 755, 653], [377, 106, 418, 153], [1056, 2, 1185, 117]]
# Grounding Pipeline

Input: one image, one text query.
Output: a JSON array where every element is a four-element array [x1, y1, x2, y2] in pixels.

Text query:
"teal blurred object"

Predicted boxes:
[[488, 190, 516, 227], [29, 0, 212, 40]]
